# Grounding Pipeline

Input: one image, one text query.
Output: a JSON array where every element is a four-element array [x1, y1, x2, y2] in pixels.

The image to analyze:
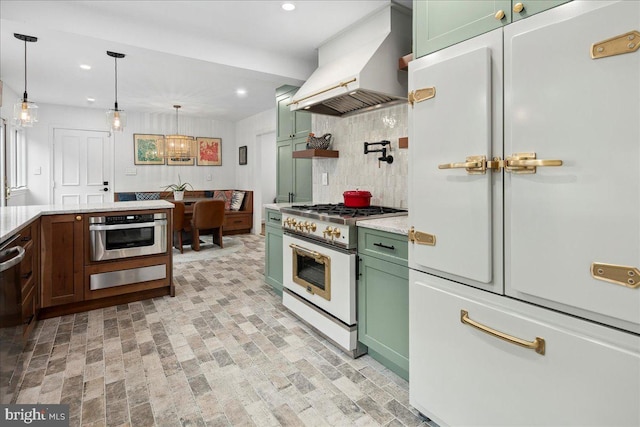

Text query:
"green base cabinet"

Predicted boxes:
[[357, 228, 409, 380], [264, 209, 283, 295], [414, 0, 570, 58]]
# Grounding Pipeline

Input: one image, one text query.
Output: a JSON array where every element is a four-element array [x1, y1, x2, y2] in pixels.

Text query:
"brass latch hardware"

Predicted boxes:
[[591, 262, 640, 289], [461, 310, 546, 355], [504, 152, 563, 174], [438, 155, 488, 174], [408, 227, 436, 246], [408, 87, 436, 107], [591, 30, 640, 59]]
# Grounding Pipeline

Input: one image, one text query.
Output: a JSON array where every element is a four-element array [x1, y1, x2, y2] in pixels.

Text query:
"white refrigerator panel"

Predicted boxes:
[[505, 0, 640, 333], [408, 29, 503, 293]]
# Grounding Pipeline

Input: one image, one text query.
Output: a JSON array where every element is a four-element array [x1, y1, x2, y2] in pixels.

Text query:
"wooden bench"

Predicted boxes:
[[114, 190, 253, 235]]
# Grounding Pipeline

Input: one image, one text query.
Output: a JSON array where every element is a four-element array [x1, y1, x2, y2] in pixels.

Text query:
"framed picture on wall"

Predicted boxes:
[[196, 137, 222, 166], [133, 134, 165, 165], [239, 145, 247, 165]]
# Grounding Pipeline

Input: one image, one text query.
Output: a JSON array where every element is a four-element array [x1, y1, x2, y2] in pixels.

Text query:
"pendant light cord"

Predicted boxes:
[[114, 56, 119, 110], [23, 38, 28, 101]]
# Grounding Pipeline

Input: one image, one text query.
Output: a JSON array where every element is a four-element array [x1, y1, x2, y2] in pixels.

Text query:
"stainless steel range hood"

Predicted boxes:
[[289, 4, 411, 117]]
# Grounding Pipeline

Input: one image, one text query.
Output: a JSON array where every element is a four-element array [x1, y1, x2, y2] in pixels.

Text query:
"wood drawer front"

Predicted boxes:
[[265, 209, 282, 227], [358, 228, 408, 266], [224, 214, 251, 230], [410, 271, 640, 427]]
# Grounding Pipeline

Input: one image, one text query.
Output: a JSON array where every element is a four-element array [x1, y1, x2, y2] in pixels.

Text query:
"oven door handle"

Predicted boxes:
[[88, 220, 166, 231], [289, 243, 328, 264], [0, 246, 25, 272]]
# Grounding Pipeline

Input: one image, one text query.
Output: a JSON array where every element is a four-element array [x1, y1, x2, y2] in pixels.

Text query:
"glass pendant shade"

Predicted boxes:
[[13, 99, 38, 127], [163, 105, 195, 159], [13, 33, 38, 128], [106, 51, 126, 131]]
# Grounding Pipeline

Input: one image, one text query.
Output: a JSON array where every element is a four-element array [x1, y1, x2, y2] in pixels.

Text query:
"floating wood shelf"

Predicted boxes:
[[293, 149, 339, 159], [399, 53, 413, 71]]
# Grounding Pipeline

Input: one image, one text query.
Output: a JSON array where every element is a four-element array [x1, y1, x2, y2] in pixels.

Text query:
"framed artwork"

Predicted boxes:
[[167, 156, 195, 166], [239, 145, 247, 165], [196, 137, 222, 166], [134, 134, 165, 165]]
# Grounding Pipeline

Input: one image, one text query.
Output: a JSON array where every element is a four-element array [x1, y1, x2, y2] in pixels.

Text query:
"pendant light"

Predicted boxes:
[[106, 51, 126, 131], [13, 33, 38, 128], [164, 105, 195, 159]]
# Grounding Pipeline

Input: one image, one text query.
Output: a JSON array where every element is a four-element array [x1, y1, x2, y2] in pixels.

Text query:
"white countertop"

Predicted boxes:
[[263, 203, 296, 211], [356, 215, 409, 236], [1, 200, 174, 244]]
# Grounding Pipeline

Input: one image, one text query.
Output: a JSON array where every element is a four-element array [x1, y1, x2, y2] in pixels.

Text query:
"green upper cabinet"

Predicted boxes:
[[276, 85, 312, 203], [414, 0, 570, 58], [276, 85, 311, 142]]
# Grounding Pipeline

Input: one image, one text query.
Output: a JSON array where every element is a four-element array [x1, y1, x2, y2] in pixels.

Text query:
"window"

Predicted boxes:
[[6, 126, 27, 189]]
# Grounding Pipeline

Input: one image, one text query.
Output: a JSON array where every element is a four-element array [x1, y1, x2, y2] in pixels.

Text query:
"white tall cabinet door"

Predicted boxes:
[[53, 129, 112, 205], [505, 1, 640, 333], [408, 29, 503, 293]]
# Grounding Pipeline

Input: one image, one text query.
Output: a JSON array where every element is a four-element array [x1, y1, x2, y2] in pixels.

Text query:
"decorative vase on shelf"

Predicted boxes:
[[173, 191, 184, 201]]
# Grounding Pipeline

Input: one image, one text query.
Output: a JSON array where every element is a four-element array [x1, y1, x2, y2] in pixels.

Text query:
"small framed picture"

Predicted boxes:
[[167, 156, 195, 166], [134, 134, 165, 165], [196, 137, 222, 166], [239, 145, 247, 165]]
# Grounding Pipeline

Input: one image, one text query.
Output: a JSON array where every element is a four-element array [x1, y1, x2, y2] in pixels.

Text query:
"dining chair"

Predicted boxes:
[[172, 201, 189, 253], [190, 199, 225, 251]]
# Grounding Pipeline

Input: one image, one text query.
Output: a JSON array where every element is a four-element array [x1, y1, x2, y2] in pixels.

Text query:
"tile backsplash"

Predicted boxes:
[[311, 103, 408, 208]]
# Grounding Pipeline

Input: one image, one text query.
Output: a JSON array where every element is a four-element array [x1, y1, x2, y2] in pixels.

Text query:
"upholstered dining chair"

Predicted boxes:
[[190, 199, 225, 251], [172, 201, 190, 253]]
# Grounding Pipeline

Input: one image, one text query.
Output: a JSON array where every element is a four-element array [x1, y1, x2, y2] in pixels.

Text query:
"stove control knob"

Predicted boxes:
[[285, 218, 297, 228], [302, 221, 311, 232], [309, 222, 317, 232], [331, 228, 341, 239], [323, 226, 333, 239]]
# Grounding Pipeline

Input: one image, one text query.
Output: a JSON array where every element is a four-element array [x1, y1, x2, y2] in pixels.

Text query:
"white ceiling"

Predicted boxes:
[[0, 0, 412, 122]]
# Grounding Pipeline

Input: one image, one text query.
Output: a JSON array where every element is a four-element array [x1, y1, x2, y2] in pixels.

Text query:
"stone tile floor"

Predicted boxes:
[[15, 234, 436, 427]]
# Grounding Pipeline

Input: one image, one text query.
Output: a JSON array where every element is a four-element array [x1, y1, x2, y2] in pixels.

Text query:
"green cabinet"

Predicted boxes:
[[414, 0, 570, 58], [275, 85, 312, 203], [357, 227, 409, 380], [264, 208, 284, 295]]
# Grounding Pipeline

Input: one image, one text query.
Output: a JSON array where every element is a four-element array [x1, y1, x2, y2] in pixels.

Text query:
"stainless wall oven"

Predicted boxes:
[[89, 213, 167, 261]]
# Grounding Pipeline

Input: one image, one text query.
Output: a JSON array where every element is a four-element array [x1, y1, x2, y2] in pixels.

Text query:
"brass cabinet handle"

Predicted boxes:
[[408, 227, 436, 246], [495, 10, 505, 20], [513, 2, 525, 13], [408, 87, 436, 106], [438, 155, 487, 174], [505, 152, 563, 174], [591, 262, 640, 288], [76, 215, 82, 221], [461, 310, 546, 355]]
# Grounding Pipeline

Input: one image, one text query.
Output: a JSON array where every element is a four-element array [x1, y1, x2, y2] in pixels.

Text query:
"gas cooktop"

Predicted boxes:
[[280, 203, 407, 225]]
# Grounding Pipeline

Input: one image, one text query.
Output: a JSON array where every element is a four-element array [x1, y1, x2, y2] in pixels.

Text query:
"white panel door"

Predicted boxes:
[[505, 1, 640, 333], [53, 129, 112, 205], [408, 29, 503, 293]]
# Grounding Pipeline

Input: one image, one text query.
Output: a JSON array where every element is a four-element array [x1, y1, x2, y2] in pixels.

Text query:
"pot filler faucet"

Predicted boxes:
[[364, 140, 393, 164]]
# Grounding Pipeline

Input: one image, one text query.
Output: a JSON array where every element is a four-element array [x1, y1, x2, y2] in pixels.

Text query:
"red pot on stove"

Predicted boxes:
[[343, 190, 372, 208]]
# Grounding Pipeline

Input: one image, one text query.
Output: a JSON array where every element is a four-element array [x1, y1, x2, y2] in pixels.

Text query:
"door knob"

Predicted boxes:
[[513, 3, 525, 13]]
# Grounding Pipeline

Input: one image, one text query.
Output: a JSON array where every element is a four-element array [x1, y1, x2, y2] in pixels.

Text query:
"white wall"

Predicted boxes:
[[234, 108, 276, 233], [24, 103, 237, 204]]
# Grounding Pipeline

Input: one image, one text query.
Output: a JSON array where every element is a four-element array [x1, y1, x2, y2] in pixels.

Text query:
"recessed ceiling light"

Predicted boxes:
[[80, 64, 91, 70], [236, 88, 247, 96], [87, 97, 95, 102], [282, 3, 295, 11]]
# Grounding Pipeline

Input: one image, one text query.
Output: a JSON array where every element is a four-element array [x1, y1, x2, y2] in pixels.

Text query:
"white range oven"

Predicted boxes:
[[280, 203, 407, 357]]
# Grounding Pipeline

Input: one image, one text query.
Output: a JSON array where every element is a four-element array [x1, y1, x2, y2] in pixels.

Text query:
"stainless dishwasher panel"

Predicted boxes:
[[90, 264, 166, 290]]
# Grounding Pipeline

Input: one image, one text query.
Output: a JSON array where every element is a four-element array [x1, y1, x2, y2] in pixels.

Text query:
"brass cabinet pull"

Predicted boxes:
[[438, 155, 487, 174], [591, 30, 640, 59], [513, 2, 525, 13], [591, 262, 640, 289], [408, 87, 436, 107], [461, 310, 546, 355], [495, 10, 505, 20], [75, 215, 82, 221], [505, 152, 563, 174], [408, 227, 436, 246]]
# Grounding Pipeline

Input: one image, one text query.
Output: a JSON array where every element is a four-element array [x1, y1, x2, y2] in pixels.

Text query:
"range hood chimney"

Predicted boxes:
[[290, 4, 411, 117]]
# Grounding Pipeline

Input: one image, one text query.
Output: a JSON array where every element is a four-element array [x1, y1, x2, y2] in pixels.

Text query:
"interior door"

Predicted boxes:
[[505, 0, 640, 334], [408, 29, 503, 293], [53, 128, 112, 204]]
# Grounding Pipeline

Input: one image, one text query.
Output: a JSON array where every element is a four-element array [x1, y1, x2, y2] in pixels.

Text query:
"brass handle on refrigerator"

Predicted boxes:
[[408, 87, 436, 106], [438, 155, 487, 174], [461, 310, 546, 355], [505, 153, 563, 174]]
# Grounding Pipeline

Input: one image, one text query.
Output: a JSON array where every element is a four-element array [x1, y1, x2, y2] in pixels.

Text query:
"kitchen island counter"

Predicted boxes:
[[357, 215, 409, 236], [1, 200, 174, 243]]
